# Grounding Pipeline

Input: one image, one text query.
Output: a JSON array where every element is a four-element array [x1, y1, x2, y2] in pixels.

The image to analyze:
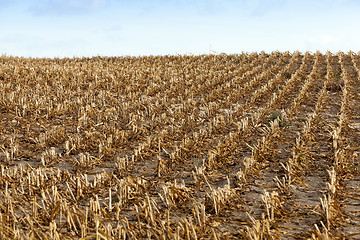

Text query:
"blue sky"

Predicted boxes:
[[1, 0, 359, 57]]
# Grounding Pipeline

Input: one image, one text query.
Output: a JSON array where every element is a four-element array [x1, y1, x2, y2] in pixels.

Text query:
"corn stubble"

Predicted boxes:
[[0, 52, 359, 239]]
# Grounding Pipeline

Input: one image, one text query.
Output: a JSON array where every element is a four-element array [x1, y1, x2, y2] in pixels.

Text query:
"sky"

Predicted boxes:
[[0, 0, 360, 57]]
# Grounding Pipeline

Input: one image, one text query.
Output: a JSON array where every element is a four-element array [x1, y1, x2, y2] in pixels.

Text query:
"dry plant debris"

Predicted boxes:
[[0, 51, 360, 239]]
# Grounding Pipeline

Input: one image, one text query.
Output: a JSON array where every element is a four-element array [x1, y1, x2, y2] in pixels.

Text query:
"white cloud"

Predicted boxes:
[[303, 33, 347, 52], [309, 34, 339, 44], [322, 35, 338, 44], [107, 24, 123, 32]]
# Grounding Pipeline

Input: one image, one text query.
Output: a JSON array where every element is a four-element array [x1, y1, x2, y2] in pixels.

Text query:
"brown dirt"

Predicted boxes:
[[0, 52, 359, 239]]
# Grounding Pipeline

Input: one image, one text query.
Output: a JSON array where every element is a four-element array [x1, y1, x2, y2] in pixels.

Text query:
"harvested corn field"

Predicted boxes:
[[0, 51, 360, 239]]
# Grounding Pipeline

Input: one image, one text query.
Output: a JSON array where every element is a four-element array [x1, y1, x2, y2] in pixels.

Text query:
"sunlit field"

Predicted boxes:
[[0, 51, 359, 239]]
